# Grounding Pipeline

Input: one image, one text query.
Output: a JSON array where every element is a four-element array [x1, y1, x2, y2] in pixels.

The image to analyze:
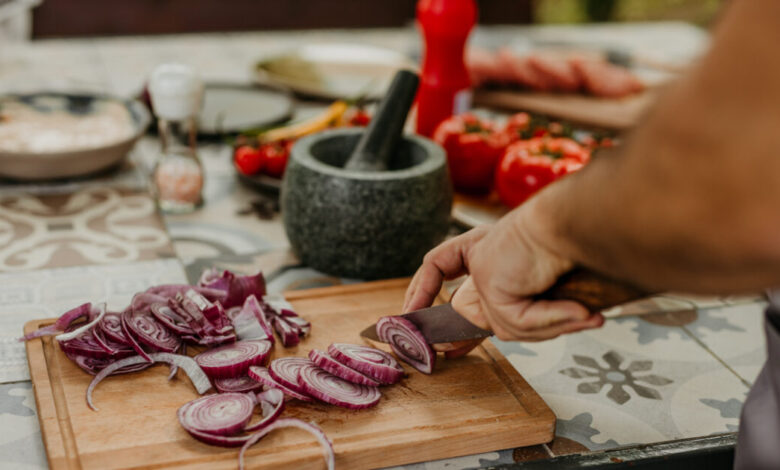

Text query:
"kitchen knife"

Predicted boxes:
[[360, 268, 650, 344]]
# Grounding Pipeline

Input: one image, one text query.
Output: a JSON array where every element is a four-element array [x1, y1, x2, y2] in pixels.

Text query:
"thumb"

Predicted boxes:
[[451, 277, 491, 331]]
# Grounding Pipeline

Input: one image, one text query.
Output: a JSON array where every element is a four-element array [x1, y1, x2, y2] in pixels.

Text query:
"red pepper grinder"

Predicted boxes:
[[415, 0, 477, 138]]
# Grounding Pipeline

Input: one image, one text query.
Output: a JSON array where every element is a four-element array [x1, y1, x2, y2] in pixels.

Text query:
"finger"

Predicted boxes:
[[481, 299, 589, 341], [509, 313, 605, 342], [450, 277, 490, 330], [403, 227, 490, 312]]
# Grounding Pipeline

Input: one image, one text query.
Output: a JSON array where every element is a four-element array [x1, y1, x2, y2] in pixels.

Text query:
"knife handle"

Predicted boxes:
[[533, 267, 650, 313]]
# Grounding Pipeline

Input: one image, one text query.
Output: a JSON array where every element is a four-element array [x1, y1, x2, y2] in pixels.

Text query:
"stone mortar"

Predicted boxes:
[[281, 128, 453, 280]]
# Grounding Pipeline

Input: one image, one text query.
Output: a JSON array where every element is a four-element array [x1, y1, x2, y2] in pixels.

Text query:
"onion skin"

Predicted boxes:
[[248, 366, 312, 402], [238, 418, 334, 470], [308, 349, 380, 386], [87, 353, 212, 411], [376, 316, 436, 375], [297, 362, 381, 409], [328, 343, 404, 385], [178, 393, 255, 436], [195, 340, 272, 379]]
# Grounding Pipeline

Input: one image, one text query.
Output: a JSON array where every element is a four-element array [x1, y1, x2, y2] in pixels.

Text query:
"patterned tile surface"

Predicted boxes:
[[0, 258, 187, 383], [0, 186, 175, 272]]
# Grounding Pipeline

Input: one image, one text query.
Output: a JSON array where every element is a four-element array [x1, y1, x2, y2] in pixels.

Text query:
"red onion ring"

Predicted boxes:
[[328, 343, 404, 385], [308, 349, 380, 386], [376, 316, 436, 374], [247, 366, 312, 402], [178, 393, 255, 436], [297, 362, 381, 409], [19, 302, 92, 341], [214, 376, 264, 394], [98, 311, 131, 345], [59, 328, 115, 359], [150, 302, 195, 335], [244, 388, 285, 432], [123, 308, 181, 353], [64, 350, 151, 375], [87, 353, 212, 411], [238, 418, 334, 470], [231, 296, 274, 343], [195, 340, 272, 379], [268, 357, 313, 395], [55, 303, 106, 342]]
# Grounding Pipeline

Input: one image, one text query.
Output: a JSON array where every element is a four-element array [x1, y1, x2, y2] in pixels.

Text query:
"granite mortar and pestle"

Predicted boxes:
[[281, 70, 453, 279]]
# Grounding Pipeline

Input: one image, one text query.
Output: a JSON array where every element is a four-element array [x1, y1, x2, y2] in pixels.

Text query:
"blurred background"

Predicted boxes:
[[2, 0, 724, 40]]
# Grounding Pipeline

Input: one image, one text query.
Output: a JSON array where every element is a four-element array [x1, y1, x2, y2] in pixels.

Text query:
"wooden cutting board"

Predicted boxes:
[[25, 278, 555, 470], [474, 87, 661, 130]]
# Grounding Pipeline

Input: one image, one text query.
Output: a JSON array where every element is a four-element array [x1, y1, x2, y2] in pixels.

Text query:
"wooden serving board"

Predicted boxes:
[[474, 87, 661, 130], [25, 278, 555, 470]]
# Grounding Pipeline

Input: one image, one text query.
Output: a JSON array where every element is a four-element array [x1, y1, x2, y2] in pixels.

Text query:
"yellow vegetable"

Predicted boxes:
[[260, 101, 348, 143]]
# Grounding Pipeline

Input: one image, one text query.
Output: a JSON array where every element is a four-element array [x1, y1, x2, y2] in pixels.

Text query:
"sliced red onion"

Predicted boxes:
[[238, 419, 334, 470], [268, 357, 313, 395], [147, 284, 228, 305], [87, 353, 212, 411], [297, 363, 381, 409], [248, 366, 312, 402], [272, 316, 300, 347], [55, 303, 106, 342], [195, 340, 272, 379], [178, 393, 255, 436], [376, 316, 436, 375], [19, 302, 91, 341], [328, 343, 404, 385], [244, 388, 285, 432], [199, 269, 266, 309], [214, 376, 264, 394], [240, 295, 275, 344], [91, 322, 118, 355], [131, 292, 168, 313], [182, 333, 237, 346], [120, 311, 153, 362], [59, 328, 115, 359], [231, 297, 274, 343], [64, 350, 151, 375], [123, 308, 181, 353], [99, 311, 130, 345], [308, 349, 380, 387], [150, 302, 195, 335], [183, 289, 233, 335]]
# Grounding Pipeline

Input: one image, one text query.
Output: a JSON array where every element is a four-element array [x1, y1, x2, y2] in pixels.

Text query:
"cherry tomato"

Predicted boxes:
[[495, 137, 590, 208], [346, 109, 371, 127], [262, 140, 293, 178], [432, 113, 509, 193], [233, 145, 264, 175]]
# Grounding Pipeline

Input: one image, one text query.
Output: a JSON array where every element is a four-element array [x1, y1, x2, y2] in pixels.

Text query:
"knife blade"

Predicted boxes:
[[359, 303, 492, 344], [360, 267, 651, 344]]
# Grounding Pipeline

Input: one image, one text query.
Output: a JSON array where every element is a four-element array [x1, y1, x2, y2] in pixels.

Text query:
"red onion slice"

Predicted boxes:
[[297, 363, 381, 409], [178, 393, 255, 436], [195, 340, 272, 379], [123, 308, 181, 353], [87, 353, 212, 411], [248, 366, 312, 402], [376, 316, 436, 375], [19, 302, 92, 341], [272, 316, 300, 347], [64, 350, 151, 375], [55, 303, 106, 342], [59, 328, 116, 359], [231, 296, 274, 343], [98, 311, 131, 345], [150, 302, 195, 335], [328, 343, 404, 385], [244, 388, 285, 432], [268, 357, 313, 394], [238, 419, 334, 470], [214, 376, 264, 394], [308, 349, 380, 386], [199, 269, 267, 309]]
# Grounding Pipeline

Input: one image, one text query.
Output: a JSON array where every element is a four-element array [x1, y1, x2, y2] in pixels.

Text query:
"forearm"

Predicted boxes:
[[518, 0, 780, 294]]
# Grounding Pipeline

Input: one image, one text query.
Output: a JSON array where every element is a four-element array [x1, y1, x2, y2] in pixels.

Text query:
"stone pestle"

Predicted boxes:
[[343, 70, 419, 172]]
